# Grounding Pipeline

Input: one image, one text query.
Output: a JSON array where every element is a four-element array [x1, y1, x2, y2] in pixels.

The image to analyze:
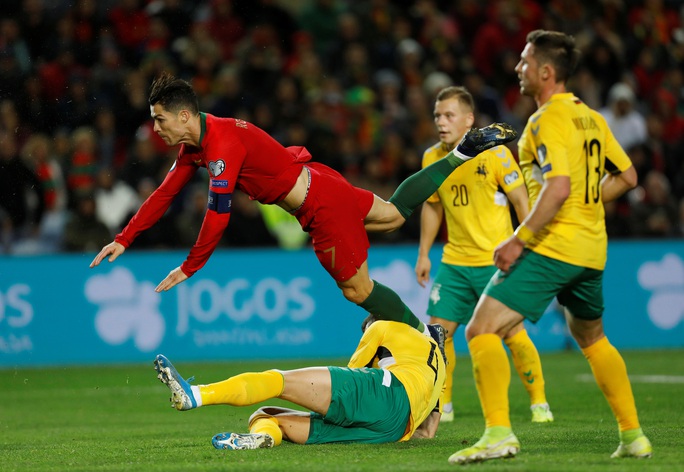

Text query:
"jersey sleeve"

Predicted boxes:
[[180, 133, 247, 277], [116, 154, 197, 248], [347, 323, 384, 369], [491, 145, 525, 193]]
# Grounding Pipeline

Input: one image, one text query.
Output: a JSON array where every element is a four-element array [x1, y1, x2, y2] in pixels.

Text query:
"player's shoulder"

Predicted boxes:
[[481, 144, 514, 160], [423, 142, 448, 167], [422, 142, 444, 162], [588, 107, 609, 128]]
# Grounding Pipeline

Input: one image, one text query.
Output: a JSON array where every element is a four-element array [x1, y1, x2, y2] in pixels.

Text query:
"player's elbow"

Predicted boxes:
[[547, 176, 571, 204], [621, 166, 638, 190]]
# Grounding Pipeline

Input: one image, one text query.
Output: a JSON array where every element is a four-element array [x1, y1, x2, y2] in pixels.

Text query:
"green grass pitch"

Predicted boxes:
[[2, 349, 683, 471]]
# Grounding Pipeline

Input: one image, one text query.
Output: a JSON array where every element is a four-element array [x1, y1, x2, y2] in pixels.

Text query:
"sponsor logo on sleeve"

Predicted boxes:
[[504, 171, 520, 185], [537, 143, 547, 164]]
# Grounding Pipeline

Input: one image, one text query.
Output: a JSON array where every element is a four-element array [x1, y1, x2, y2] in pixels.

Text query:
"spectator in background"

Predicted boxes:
[[94, 168, 140, 236], [0, 17, 32, 75], [17, 73, 56, 134], [18, 0, 53, 62], [108, 0, 150, 65], [20, 132, 67, 251], [199, 0, 245, 62], [66, 126, 99, 203], [629, 170, 679, 238], [62, 191, 111, 252], [258, 203, 309, 250], [299, 0, 343, 57], [207, 65, 252, 119], [223, 192, 279, 248], [599, 82, 648, 152], [57, 74, 97, 132], [0, 129, 45, 252], [0, 98, 32, 148], [121, 130, 169, 190], [174, 184, 213, 248], [90, 43, 129, 111]]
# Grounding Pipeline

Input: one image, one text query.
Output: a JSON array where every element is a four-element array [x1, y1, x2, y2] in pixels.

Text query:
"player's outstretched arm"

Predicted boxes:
[[89, 241, 126, 268], [155, 266, 189, 292]]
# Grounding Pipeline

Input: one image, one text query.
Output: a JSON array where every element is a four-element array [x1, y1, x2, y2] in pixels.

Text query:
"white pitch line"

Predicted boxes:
[[576, 374, 684, 384]]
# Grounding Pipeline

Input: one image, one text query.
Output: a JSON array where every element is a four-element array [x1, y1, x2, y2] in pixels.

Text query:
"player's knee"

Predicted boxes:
[[367, 201, 406, 232], [341, 286, 366, 305], [464, 322, 481, 341], [385, 206, 406, 231], [340, 279, 374, 305]]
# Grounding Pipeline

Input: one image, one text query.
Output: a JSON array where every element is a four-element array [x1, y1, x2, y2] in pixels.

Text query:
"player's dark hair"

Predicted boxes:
[[526, 30, 581, 83], [148, 72, 199, 115], [435, 86, 475, 112]]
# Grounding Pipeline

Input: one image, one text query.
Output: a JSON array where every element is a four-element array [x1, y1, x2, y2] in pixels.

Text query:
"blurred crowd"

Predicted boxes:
[[1, 0, 683, 255]]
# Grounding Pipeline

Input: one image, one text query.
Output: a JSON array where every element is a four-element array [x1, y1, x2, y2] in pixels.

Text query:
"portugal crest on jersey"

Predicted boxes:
[[208, 159, 226, 177]]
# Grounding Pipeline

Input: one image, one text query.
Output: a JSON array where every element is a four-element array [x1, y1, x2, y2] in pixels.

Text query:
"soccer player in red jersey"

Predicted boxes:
[[90, 73, 516, 335]]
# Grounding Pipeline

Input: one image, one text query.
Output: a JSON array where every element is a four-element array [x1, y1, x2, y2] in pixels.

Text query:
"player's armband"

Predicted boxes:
[[208, 191, 232, 214], [605, 159, 621, 175]]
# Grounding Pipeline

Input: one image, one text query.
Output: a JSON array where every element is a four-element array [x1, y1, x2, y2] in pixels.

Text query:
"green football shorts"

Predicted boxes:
[[306, 366, 411, 444], [427, 263, 497, 324], [482, 249, 604, 323]]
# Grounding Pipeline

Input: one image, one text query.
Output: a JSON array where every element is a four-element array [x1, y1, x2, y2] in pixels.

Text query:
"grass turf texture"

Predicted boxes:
[[2, 349, 682, 472]]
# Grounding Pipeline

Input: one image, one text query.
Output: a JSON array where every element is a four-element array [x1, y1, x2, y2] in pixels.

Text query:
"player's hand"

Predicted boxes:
[[155, 267, 188, 292], [493, 236, 525, 272], [90, 241, 126, 268], [412, 410, 440, 439], [415, 256, 432, 287]]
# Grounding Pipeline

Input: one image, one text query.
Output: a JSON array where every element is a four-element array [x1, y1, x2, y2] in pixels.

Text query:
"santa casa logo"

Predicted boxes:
[[209, 159, 226, 177]]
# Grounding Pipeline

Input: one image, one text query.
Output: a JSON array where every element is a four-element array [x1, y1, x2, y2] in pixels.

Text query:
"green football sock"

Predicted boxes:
[[388, 154, 465, 219], [358, 280, 425, 331]]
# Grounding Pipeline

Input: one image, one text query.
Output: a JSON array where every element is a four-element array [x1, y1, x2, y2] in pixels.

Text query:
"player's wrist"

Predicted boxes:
[[514, 223, 535, 244]]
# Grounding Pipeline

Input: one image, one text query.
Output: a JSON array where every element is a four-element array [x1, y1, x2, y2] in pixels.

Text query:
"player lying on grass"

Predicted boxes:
[[154, 320, 446, 449]]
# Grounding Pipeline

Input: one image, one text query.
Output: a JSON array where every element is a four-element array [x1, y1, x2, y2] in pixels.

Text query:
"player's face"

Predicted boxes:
[[433, 98, 474, 148], [515, 42, 541, 97], [150, 103, 185, 146]]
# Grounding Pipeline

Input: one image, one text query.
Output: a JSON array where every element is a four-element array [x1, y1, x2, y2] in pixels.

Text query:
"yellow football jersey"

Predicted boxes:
[[422, 143, 525, 266], [347, 321, 445, 441], [518, 93, 633, 270]]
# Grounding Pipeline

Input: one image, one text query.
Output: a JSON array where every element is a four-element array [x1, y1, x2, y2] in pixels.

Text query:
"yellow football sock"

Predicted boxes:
[[505, 329, 547, 406], [442, 336, 456, 409], [469, 333, 511, 428], [581, 337, 640, 432], [250, 417, 283, 446], [199, 370, 284, 406]]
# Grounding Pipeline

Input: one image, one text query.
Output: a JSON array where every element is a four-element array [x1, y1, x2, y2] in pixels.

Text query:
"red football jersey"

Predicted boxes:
[[116, 113, 310, 276]]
